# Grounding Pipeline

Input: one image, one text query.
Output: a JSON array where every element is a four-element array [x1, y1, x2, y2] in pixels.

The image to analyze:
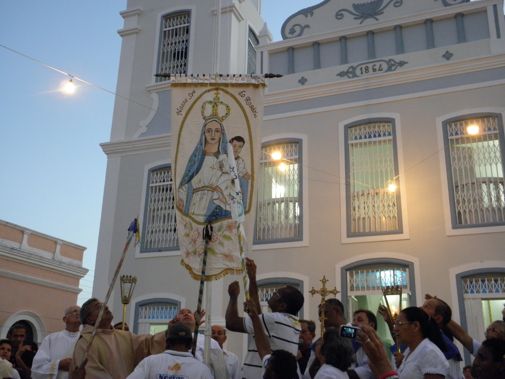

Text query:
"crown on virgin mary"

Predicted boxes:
[[201, 90, 231, 123]]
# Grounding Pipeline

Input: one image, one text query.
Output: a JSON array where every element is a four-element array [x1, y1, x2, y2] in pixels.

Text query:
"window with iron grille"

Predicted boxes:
[[254, 140, 302, 243], [347, 264, 409, 296], [247, 28, 259, 75], [462, 273, 505, 297], [443, 114, 505, 228], [133, 299, 180, 334], [257, 278, 303, 317], [156, 11, 191, 82], [345, 119, 402, 237], [141, 165, 178, 252]]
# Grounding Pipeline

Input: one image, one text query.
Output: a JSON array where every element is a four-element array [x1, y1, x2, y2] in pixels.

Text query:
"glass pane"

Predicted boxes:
[[347, 121, 401, 235], [157, 12, 191, 82], [255, 141, 302, 242], [446, 115, 505, 226], [141, 166, 179, 251]]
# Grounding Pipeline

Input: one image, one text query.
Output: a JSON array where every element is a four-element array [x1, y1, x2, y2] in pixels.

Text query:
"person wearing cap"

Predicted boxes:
[[127, 322, 212, 379], [69, 298, 166, 379], [31, 305, 81, 379]]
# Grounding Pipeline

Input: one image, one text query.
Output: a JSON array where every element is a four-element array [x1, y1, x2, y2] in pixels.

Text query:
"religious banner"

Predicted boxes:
[[170, 75, 265, 281]]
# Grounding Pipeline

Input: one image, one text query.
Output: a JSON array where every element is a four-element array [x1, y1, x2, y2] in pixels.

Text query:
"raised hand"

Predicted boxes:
[[228, 281, 241, 298]]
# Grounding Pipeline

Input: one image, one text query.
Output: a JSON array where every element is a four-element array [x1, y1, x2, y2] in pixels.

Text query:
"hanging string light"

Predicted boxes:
[[59, 76, 78, 95]]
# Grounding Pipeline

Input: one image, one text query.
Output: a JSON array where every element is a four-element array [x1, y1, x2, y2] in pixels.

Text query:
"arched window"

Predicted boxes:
[[141, 165, 178, 252], [257, 278, 304, 318], [255, 139, 303, 243], [442, 113, 505, 228], [342, 259, 415, 345], [456, 268, 505, 363], [156, 11, 191, 82], [133, 299, 180, 334]]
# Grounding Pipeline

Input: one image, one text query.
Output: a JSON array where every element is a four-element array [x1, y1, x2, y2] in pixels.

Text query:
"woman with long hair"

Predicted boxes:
[[394, 307, 449, 379]]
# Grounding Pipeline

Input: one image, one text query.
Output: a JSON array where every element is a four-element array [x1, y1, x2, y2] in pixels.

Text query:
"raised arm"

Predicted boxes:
[[225, 281, 246, 332], [246, 258, 261, 314], [445, 320, 474, 353], [245, 299, 271, 359]]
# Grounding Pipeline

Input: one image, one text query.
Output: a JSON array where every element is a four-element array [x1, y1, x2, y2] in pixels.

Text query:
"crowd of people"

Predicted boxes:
[[1, 258, 504, 379]]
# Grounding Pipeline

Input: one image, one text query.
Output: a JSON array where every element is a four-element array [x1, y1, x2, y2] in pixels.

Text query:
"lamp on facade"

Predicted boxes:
[[466, 123, 480, 136], [119, 274, 137, 330]]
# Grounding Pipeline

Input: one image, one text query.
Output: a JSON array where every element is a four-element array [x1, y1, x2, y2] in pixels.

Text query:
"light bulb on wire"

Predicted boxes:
[[60, 78, 78, 95]]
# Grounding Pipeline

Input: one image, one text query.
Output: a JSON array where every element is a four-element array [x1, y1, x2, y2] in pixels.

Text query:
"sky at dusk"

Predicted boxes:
[[0, 0, 321, 304]]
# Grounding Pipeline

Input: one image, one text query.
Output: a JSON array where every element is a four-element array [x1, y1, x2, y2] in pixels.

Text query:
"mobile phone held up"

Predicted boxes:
[[340, 325, 359, 339]]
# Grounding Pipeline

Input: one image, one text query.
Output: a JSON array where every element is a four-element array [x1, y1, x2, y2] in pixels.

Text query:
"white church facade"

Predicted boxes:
[[94, 0, 505, 363]]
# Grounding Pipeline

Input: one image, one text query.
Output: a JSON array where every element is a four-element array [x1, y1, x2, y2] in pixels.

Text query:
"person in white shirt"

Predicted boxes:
[[173, 308, 228, 378], [127, 322, 212, 379], [394, 307, 449, 379], [211, 325, 240, 379], [314, 329, 353, 379], [226, 258, 303, 379], [31, 305, 81, 379], [0, 339, 21, 379], [245, 299, 299, 379]]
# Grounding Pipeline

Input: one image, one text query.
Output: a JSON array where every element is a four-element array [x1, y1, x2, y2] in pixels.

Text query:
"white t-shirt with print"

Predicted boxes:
[[126, 350, 213, 379]]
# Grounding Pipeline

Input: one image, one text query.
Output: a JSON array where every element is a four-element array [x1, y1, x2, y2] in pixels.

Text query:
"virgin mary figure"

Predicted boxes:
[[177, 117, 234, 224]]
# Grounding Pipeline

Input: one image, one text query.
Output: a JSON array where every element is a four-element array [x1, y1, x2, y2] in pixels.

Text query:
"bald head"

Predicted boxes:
[[211, 325, 227, 348]]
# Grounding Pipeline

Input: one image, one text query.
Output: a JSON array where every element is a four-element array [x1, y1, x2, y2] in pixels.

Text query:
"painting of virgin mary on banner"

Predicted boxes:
[[171, 78, 264, 280]]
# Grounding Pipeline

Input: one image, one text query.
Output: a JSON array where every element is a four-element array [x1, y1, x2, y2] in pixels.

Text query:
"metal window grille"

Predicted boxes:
[[156, 11, 191, 82], [141, 165, 178, 252], [346, 120, 402, 236], [247, 28, 259, 75], [255, 140, 302, 243], [444, 115, 505, 227], [257, 279, 303, 317], [347, 264, 409, 296], [138, 302, 179, 322], [463, 273, 505, 298]]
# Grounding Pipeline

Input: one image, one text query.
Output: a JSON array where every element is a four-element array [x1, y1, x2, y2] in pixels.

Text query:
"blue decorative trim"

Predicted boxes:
[[337, 58, 407, 79], [438, 0, 470, 6], [335, 0, 403, 24], [281, 0, 331, 39]]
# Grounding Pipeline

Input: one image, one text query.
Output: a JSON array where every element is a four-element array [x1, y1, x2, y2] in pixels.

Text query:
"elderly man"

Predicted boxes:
[[211, 325, 240, 379], [173, 308, 228, 378], [70, 298, 166, 379], [32, 305, 81, 379]]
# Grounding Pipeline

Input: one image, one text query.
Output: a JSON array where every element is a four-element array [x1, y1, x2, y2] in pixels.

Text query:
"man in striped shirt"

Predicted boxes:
[[226, 258, 303, 379]]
